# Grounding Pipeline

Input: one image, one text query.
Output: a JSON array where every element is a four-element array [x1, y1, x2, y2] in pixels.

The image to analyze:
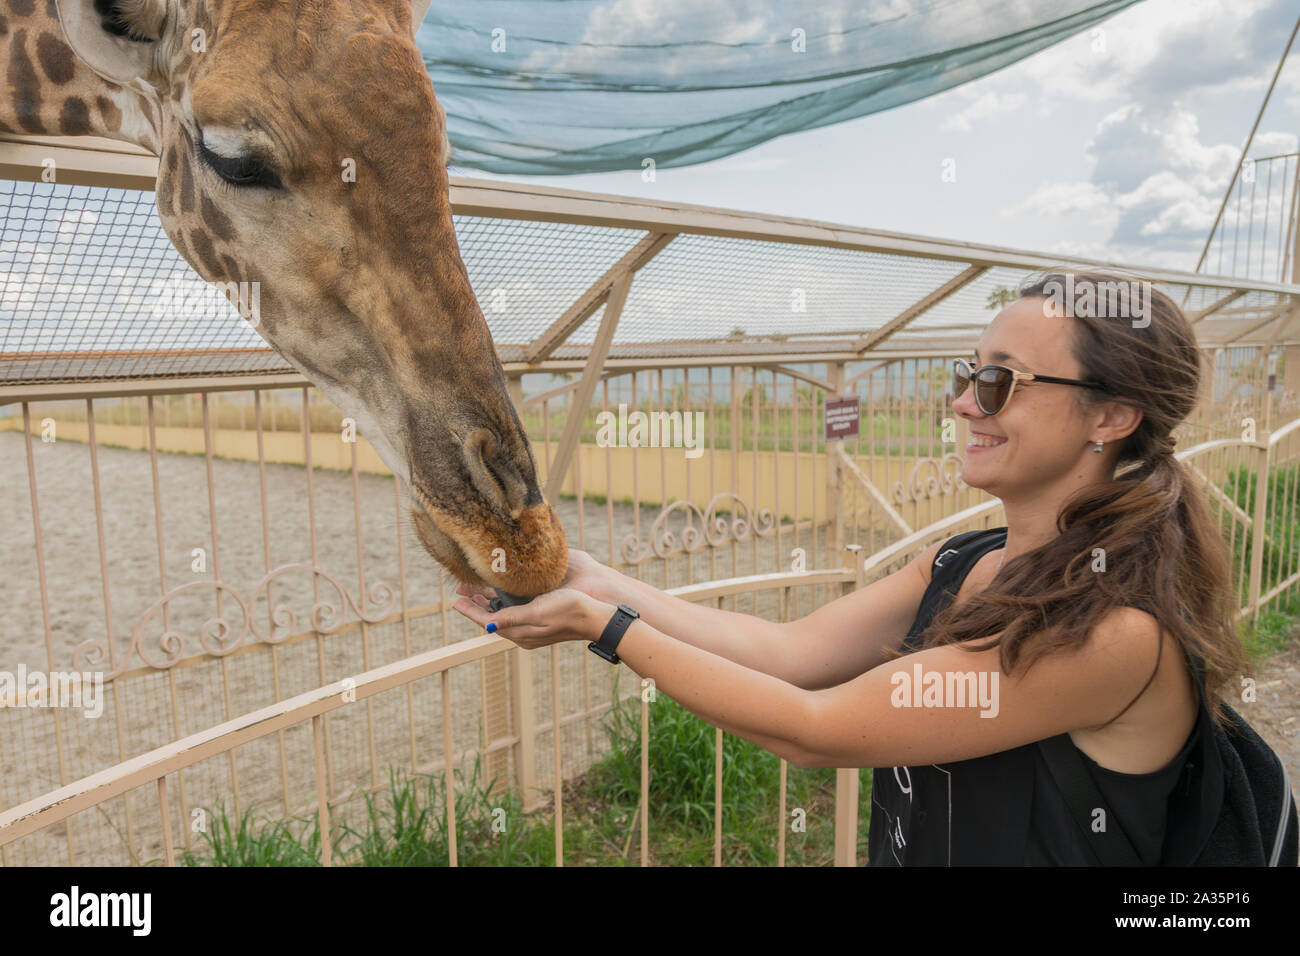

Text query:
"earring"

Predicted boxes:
[[1093, 440, 1105, 453]]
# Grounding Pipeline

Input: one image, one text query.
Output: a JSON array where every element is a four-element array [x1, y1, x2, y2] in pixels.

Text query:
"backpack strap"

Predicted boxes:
[[904, 528, 1006, 650], [1037, 734, 1144, 865]]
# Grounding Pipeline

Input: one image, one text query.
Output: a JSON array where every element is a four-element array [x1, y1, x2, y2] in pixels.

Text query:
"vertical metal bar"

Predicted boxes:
[[1247, 435, 1270, 620], [659, 368, 669, 589], [708, 367, 717, 589], [21, 402, 75, 865], [684, 368, 694, 586], [773, 370, 781, 578], [751, 366, 759, 611], [254, 390, 291, 814], [792, 371, 799, 614], [202, 393, 242, 821], [575, 405, 593, 762], [441, 669, 458, 865], [778, 758, 788, 867], [312, 714, 331, 867], [551, 644, 564, 866], [833, 768, 859, 866], [85, 398, 141, 857], [603, 379, 615, 571], [714, 726, 723, 867], [301, 388, 333, 796], [439, 566, 450, 647], [640, 681, 649, 867], [395, 474, 416, 770], [632, 373, 642, 583], [350, 439, 379, 790], [157, 777, 175, 867], [543, 397, 551, 495], [729, 367, 739, 606]]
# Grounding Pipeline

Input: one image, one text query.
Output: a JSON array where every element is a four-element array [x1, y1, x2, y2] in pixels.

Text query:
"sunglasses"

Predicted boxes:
[[953, 358, 1110, 416]]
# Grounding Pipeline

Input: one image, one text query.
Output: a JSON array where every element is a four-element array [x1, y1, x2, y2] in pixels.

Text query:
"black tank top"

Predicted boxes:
[[867, 527, 1207, 866]]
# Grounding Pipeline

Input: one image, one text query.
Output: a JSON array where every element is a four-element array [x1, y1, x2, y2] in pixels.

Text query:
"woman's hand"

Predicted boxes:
[[452, 586, 616, 650], [558, 549, 623, 602], [452, 549, 622, 606]]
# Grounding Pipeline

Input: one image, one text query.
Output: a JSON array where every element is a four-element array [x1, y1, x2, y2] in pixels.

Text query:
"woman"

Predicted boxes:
[[453, 269, 1248, 865]]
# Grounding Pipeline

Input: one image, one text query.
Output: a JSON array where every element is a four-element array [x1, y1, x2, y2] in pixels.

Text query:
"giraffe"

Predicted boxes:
[[1, 0, 569, 596]]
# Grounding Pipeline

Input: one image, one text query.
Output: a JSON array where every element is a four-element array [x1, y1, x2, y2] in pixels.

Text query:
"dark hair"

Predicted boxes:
[[906, 268, 1246, 728]]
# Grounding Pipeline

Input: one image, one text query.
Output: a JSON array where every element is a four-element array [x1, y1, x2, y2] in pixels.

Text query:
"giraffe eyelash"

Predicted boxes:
[[197, 139, 284, 190]]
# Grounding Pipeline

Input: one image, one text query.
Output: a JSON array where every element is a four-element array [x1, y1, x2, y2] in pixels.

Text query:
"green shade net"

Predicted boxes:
[[415, 0, 1145, 175]]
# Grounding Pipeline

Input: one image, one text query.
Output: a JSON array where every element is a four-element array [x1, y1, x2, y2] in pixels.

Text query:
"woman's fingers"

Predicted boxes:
[[453, 595, 548, 634]]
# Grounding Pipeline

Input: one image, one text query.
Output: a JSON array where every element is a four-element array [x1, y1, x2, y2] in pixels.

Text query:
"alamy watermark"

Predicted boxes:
[[890, 662, 999, 718], [149, 275, 261, 327], [1042, 275, 1151, 328], [594, 403, 705, 459], [0, 665, 104, 718]]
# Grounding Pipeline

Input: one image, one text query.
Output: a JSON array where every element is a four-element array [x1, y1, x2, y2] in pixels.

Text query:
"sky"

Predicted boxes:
[[460, 0, 1300, 277]]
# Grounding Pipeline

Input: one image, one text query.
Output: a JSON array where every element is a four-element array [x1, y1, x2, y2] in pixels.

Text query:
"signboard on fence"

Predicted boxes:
[[824, 396, 860, 441]]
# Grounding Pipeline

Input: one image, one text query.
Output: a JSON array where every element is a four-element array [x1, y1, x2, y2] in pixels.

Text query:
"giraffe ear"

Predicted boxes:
[[54, 0, 169, 86], [411, 0, 431, 36]]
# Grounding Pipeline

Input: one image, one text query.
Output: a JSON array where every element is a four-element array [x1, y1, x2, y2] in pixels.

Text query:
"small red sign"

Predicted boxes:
[[824, 396, 860, 441]]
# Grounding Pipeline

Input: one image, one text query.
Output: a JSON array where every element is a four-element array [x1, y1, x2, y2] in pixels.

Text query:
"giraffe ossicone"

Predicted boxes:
[[5, 0, 568, 596]]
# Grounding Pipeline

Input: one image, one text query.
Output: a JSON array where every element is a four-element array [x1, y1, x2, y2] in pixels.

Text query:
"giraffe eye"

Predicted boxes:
[[198, 139, 283, 190]]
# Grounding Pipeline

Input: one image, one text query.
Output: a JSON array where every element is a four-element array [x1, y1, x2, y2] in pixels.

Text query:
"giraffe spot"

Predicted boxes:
[[0, 14, 9, 36], [187, 228, 224, 278], [178, 152, 194, 213], [221, 255, 241, 283], [156, 171, 174, 217], [58, 97, 90, 135], [45, 0, 56, 17], [164, 145, 177, 176], [9, 0, 35, 17], [96, 95, 122, 132], [8, 31, 43, 133], [200, 195, 235, 242], [36, 32, 74, 84]]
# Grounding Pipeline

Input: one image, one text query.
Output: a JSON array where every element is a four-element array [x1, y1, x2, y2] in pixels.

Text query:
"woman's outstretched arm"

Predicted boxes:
[[454, 591, 1167, 769], [546, 547, 940, 690]]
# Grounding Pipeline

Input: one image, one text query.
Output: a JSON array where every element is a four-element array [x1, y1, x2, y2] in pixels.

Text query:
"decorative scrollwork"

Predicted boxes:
[[72, 564, 397, 678], [621, 493, 775, 564], [892, 455, 966, 504]]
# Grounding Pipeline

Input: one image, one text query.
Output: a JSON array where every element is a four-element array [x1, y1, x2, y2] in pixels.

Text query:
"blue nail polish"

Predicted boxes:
[[486, 622, 498, 633]]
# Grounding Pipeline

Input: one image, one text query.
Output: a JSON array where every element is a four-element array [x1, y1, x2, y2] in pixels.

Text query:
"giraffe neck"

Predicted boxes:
[[0, 1, 159, 151]]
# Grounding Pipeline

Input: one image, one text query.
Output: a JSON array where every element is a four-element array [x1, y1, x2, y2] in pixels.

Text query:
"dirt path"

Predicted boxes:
[[1250, 639, 1300, 800]]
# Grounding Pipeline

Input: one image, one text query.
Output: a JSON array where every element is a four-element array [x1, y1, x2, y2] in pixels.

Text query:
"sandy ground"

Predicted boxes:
[[1249, 640, 1300, 821]]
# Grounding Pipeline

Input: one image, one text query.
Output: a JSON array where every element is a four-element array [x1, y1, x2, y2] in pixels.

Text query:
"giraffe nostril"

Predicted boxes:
[[462, 427, 529, 518]]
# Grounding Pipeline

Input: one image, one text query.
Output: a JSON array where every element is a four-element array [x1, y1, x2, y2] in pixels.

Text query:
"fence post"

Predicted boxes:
[[509, 646, 540, 812], [1246, 432, 1272, 622], [825, 363, 846, 568], [833, 769, 859, 866], [843, 543, 864, 596]]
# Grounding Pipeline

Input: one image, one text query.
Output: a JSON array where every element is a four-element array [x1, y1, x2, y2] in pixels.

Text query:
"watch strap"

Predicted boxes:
[[589, 604, 639, 664]]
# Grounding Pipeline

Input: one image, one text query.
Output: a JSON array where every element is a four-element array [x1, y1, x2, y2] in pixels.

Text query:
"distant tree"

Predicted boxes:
[[985, 286, 1018, 310]]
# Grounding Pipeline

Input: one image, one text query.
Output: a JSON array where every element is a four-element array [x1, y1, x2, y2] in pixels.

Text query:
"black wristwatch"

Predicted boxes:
[[588, 604, 639, 664]]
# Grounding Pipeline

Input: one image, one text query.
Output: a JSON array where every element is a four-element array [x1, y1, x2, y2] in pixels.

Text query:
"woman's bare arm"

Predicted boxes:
[[577, 543, 941, 690]]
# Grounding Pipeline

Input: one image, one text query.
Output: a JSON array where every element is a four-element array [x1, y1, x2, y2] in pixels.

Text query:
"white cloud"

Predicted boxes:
[[942, 91, 1028, 133]]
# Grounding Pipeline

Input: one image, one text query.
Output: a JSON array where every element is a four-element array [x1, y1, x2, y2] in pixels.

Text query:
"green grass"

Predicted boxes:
[[175, 671, 873, 867], [1219, 462, 1300, 664]]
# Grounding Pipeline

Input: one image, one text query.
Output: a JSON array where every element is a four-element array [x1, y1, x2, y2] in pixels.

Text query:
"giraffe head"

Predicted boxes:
[[53, 0, 568, 595]]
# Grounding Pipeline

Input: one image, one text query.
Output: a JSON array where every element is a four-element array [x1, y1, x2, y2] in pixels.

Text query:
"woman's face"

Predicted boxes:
[[953, 296, 1099, 498]]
